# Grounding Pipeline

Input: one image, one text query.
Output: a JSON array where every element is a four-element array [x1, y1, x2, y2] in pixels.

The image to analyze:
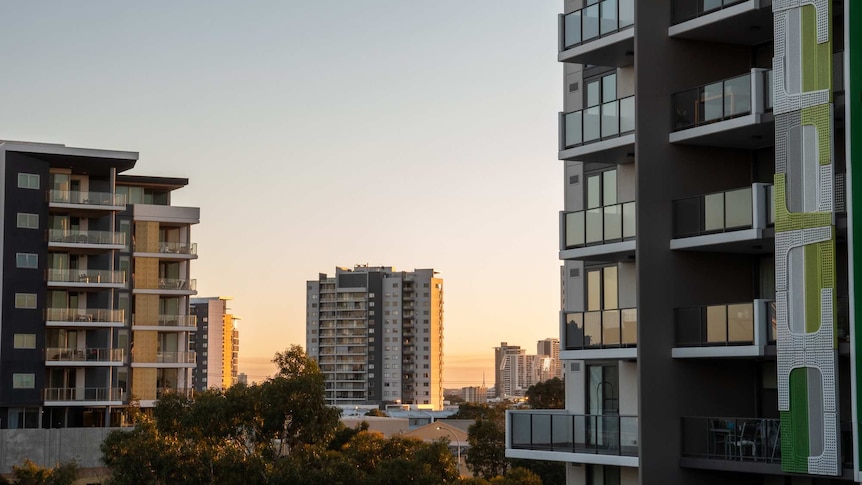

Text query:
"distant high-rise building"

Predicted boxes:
[[190, 297, 240, 391], [536, 338, 561, 380], [237, 373, 248, 386], [494, 342, 523, 398], [461, 386, 487, 403], [306, 266, 444, 409]]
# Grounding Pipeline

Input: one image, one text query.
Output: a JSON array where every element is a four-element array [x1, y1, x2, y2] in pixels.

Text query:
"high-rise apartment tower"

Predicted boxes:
[[190, 297, 240, 391], [507, 2, 862, 484], [306, 266, 444, 409]]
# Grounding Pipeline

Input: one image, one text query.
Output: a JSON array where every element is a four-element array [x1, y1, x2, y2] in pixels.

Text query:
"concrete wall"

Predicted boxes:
[[0, 427, 126, 473]]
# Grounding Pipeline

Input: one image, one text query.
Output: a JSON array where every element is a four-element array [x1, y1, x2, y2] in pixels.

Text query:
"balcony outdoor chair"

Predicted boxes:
[[733, 421, 757, 459]]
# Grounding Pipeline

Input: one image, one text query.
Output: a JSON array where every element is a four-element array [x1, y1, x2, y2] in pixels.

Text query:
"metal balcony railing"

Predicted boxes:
[[48, 229, 126, 246], [563, 0, 634, 50], [564, 96, 635, 149], [43, 387, 124, 401], [49, 190, 126, 207], [564, 308, 638, 350], [509, 411, 638, 456], [564, 202, 636, 249]]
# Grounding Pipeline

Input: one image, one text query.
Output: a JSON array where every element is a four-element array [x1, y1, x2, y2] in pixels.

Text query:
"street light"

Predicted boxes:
[[436, 425, 461, 472]]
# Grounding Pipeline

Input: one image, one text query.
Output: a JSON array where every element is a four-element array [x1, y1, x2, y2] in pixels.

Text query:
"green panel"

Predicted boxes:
[[783, 369, 811, 473], [773, 174, 832, 232], [800, 105, 833, 166], [800, 5, 833, 95]]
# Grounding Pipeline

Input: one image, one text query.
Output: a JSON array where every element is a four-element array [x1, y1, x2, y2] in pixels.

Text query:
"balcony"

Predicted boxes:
[[560, 202, 636, 261], [43, 387, 124, 405], [562, 308, 637, 360], [133, 278, 197, 295], [132, 314, 198, 331], [670, 69, 773, 148], [45, 308, 125, 327], [156, 387, 194, 399], [507, 410, 638, 467], [669, 0, 772, 45], [558, 0, 634, 67], [48, 190, 126, 211], [48, 229, 126, 251], [673, 300, 775, 358], [680, 417, 853, 475], [134, 241, 198, 260], [47, 269, 126, 289], [671, 184, 773, 252], [45, 347, 124, 365], [559, 96, 635, 163]]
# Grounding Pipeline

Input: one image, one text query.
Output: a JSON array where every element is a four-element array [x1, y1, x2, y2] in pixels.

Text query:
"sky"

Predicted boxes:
[[0, 1, 563, 387]]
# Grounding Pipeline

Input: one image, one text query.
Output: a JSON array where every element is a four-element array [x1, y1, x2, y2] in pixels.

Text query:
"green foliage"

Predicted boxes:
[[511, 458, 566, 485], [364, 408, 386, 417], [450, 402, 506, 421], [10, 459, 77, 485], [101, 346, 458, 485], [525, 377, 565, 410], [489, 467, 543, 485], [465, 416, 509, 480]]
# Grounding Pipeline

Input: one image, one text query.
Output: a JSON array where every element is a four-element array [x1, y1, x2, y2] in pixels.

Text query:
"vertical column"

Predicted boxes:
[[773, 0, 838, 476]]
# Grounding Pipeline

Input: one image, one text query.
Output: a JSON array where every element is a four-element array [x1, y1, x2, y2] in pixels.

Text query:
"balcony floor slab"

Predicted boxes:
[[560, 240, 635, 262], [507, 449, 638, 467], [558, 28, 634, 67], [668, 0, 772, 45], [559, 133, 635, 164]]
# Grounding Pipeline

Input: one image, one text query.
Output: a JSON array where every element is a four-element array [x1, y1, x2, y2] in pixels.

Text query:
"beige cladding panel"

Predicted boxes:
[[134, 257, 159, 289], [134, 295, 159, 326], [132, 368, 157, 401], [134, 221, 160, 253], [133, 330, 158, 363]]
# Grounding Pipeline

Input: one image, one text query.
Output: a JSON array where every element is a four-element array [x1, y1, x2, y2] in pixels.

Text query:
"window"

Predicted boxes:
[[586, 169, 618, 209], [585, 72, 617, 109], [16, 253, 37, 269], [587, 465, 620, 485], [12, 374, 35, 389], [586, 266, 618, 311], [14, 334, 36, 349], [17, 173, 40, 189], [16, 213, 38, 229], [15, 293, 37, 309]]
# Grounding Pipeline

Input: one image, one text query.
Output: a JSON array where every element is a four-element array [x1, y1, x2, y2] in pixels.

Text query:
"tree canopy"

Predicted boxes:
[[525, 377, 565, 410]]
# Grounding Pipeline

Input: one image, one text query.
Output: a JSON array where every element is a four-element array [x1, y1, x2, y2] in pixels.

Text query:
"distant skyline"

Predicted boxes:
[[0, 1, 562, 386]]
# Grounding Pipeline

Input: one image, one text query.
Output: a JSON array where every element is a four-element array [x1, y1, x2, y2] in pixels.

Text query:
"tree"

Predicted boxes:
[[465, 417, 509, 480], [525, 377, 565, 409], [11, 459, 77, 485], [365, 408, 387, 417], [489, 467, 543, 485]]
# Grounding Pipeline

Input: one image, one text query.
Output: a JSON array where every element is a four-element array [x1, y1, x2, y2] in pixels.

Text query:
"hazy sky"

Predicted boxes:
[[0, 1, 563, 387]]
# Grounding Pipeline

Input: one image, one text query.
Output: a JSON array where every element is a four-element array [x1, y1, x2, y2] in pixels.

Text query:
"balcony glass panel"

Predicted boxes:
[[600, 0, 618, 35], [601, 102, 619, 138], [703, 82, 724, 122], [564, 11, 582, 47], [563, 96, 635, 149], [621, 308, 637, 345], [603, 205, 622, 240], [532, 414, 552, 448], [566, 211, 586, 248], [584, 106, 601, 142], [512, 413, 532, 447], [725, 188, 753, 229], [681, 417, 782, 462], [509, 412, 638, 456], [622, 202, 636, 238], [602, 310, 621, 346], [724, 75, 751, 117], [565, 111, 583, 147], [566, 313, 585, 349], [727, 303, 754, 342], [619, 0, 634, 26], [583, 4, 600, 41], [704, 193, 725, 232], [764, 69, 774, 110], [586, 208, 604, 244], [706, 305, 728, 343], [766, 185, 776, 226], [584, 312, 602, 348]]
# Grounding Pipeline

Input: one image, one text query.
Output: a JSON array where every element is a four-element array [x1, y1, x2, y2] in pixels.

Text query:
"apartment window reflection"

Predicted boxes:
[[566, 265, 636, 350]]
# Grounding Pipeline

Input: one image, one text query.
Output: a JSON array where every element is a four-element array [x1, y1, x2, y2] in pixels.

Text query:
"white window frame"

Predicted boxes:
[[15, 293, 37, 309], [16, 213, 38, 229], [17, 173, 40, 189], [16, 253, 38, 269], [13, 334, 36, 349], [12, 374, 35, 389]]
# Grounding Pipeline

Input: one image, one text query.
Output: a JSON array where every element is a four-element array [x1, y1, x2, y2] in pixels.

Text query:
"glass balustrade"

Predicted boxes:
[[49, 190, 126, 207], [47, 269, 126, 285], [564, 96, 635, 149], [672, 0, 748, 24], [510, 411, 638, 456], [674, 301, 775, 347], [565, 202, 635, 249], [46, 308, 124, 324], [45, 347, 124, 362], [673, 72, 755, 131], [563, 0, 634, 49], [565, 308, 637, 350], [48, 229, 126, 245], [672, 187, 756, 237], [43, 387, 124, 401]]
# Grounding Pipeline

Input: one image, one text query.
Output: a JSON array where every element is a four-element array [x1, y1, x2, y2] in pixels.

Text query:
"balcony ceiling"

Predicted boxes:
[[559, 29, 634, 68], [670, 115, 774, 150], [669, 3, 773, 45]]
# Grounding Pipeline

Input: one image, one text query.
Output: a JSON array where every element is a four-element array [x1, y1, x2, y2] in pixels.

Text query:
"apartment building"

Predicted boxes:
[[306, 266, 444, 409], [538, 337, 563, 380], [190, 296, 240, 391], [495, 342, 525, 398], [0, 140, 199, 429], [506, 2, 862, 484]]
